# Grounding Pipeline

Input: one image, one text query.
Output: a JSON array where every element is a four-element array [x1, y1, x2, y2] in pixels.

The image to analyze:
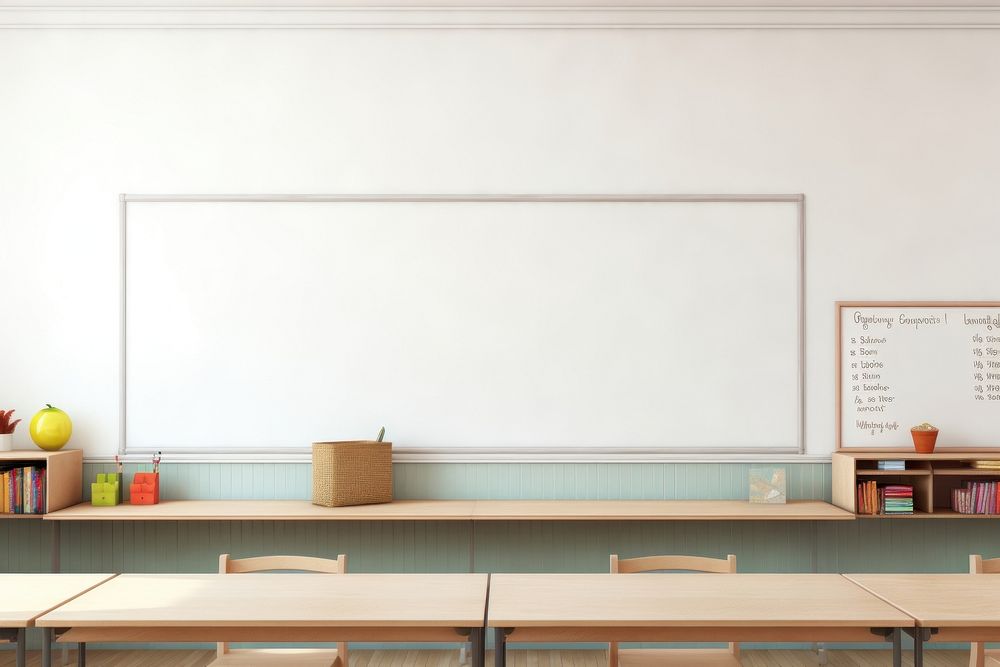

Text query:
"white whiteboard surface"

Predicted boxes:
[[838, 302, 1000, 449], [123, 195, 803, 457]]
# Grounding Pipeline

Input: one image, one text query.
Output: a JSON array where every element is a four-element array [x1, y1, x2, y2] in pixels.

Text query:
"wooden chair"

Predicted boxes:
[[970, 555, 1000, 667], [609, 553, 741, 667], [208, 553, 348, 667]]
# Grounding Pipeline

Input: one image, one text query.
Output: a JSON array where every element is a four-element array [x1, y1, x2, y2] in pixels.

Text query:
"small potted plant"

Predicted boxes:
[[911, 421, 939, 454], [0, 410, 22, 451]]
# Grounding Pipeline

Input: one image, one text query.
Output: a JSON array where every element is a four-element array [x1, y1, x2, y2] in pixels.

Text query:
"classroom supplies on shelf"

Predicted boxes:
[[856, 480, 913, 515], [952, 481, 1000, 515], [91, 472, 121, 506], [749, 466, 787, 504], [312, 437, 393, 508], [882, 485, 913, 515], [1, 464, 46, 514], [130, 472, 160, 505]]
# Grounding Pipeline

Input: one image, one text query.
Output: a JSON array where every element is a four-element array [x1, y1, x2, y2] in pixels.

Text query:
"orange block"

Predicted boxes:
[[130, 472, 160, 505]]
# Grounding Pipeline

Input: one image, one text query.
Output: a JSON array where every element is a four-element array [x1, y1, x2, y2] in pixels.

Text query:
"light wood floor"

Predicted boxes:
[[0, 649, 972, 667]]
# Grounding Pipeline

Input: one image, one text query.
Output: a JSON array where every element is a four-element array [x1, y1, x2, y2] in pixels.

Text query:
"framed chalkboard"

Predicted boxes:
[[837, 301, 1000, 449]]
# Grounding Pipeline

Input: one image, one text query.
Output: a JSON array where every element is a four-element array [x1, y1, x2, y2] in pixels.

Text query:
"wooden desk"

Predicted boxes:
[[846, 574, 1000, 667], [42, 498, 853, 521], [0, 574, 114, 667], [487, 573, 914, 667], [36, 573, 489, 667]]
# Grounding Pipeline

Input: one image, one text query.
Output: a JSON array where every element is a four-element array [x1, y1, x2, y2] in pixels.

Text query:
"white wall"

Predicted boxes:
[[2, 18, 999, 458]]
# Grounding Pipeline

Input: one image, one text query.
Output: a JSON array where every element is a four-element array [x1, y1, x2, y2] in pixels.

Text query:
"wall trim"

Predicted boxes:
[[2, 5, 1000, 29], [89, 451, 835, 464]]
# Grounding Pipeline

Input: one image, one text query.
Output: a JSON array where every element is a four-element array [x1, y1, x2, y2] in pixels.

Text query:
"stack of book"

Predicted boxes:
[[0, 465, 47, 514], [882, 485, 914, 515], [856, 481, 913, 515], [877, 460, 907, 471], [969, 461, 1000, 471], [952, 481, 1000, 515]]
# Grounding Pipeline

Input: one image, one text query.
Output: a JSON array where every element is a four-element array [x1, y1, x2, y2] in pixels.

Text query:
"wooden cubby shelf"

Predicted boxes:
[[833, 450, 1000, 518], [0, 449, 83, 518]]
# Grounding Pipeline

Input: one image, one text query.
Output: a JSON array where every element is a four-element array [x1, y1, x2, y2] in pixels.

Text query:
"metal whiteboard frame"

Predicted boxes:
[[119, 193, 806, 462]]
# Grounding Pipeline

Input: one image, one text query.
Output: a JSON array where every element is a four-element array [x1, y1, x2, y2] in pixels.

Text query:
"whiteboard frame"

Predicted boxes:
[[119, 193, 806, 462], [835, 300, 1000, 451]]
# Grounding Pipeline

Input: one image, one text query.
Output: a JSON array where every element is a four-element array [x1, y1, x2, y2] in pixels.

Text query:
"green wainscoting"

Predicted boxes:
[[2, 461, 996, 576], [3, 461, 999, 653]]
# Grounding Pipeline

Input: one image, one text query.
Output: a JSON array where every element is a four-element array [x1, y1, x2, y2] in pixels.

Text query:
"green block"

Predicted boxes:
[[91, 472, 121, 506]]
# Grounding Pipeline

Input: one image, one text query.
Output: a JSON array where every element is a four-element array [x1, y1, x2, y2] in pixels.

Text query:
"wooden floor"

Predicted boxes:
[[0, 649, 972, 667]]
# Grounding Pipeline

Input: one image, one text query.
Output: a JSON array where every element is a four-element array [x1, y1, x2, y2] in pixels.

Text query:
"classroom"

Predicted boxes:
[[2, 1, 1000, 666]]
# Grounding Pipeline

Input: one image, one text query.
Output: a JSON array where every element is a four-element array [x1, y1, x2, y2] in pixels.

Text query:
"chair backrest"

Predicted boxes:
[[217, 554, 348, 663], [970, 555, 1000, 667], [220, 553, 346, 574], [611, 553, 736, 574], [971, 554, 1000, 574], [608, 553, 738, 667]]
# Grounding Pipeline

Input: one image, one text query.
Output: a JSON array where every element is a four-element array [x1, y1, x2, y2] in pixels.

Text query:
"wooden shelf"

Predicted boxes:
[[0, 513, 44, 520], [858, 510, 1000, 519], [42, 499, 854, 522], [834, 450, 1000, 518], [0, 449, 82, 514]]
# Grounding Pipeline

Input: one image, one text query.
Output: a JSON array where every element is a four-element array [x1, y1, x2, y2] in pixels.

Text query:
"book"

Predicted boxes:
[[0, 465, 46, 515], [856, 481, 912, 515], [877, 460, 907, 471]]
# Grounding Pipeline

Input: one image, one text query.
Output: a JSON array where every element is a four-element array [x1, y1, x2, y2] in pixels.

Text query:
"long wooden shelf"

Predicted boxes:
[[42, 499, 854, 522]]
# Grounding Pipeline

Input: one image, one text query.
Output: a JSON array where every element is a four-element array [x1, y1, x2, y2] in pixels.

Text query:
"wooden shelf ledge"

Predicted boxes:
[[42, 499, 854, 522]]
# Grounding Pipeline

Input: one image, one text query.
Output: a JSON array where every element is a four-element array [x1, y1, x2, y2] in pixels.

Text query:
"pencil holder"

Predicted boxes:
[[130, 472, 160, 505], [91, 472, 121, 506]]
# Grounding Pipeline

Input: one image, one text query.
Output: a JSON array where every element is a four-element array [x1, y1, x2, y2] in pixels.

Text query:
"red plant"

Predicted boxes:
[[0, 409, 21, 434]]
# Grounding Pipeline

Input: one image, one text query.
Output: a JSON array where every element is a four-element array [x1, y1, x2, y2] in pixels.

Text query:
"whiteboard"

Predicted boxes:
[[838, 302, 1000, 449], [122, 195, 803, 457]]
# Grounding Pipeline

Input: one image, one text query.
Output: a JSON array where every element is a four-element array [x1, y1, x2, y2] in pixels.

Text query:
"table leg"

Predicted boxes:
[[469, 627, 485, 667], [16, 628, 26, 667], [891, 628, 901, 667], [77, 641, 86, 667], [904, 627, 935, 667], [493, 628, 507, 667], [41, 627, 53, 667]]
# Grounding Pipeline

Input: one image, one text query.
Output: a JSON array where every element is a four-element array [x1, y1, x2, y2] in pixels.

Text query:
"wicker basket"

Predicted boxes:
[[312, 441, 393, 507]]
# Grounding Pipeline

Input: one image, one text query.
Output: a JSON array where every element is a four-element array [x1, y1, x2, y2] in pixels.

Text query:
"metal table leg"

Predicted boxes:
[[904, 627, 936, 667], [872, 627, 902, 667], [16, 628, 26, 667], [41, 627, 53, 667], [77, 641, 86, 667], [493, 628, 508, 667], [469, 626, 485, 667]]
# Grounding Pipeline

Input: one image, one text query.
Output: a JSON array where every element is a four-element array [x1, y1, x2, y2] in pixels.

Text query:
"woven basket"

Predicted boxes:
[[312, 441, 393, 507]]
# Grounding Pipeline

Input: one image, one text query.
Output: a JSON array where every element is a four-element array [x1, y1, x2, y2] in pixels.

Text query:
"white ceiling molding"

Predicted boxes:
[[2, 5, 1000, 29]]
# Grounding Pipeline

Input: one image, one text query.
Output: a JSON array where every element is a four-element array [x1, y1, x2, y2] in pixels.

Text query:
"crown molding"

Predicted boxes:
[[2, 5, 1000, 29]]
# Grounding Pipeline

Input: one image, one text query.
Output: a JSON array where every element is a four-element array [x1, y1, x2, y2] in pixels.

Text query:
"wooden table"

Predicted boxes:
[[487, 573, 915, 667], [847, 574, 1000, 667], [36, 573, 489, 667], [0, 574, 113, 667]]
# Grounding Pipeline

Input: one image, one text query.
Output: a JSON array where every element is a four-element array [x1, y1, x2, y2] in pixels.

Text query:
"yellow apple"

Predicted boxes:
[[29, 404, 72, 451]]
